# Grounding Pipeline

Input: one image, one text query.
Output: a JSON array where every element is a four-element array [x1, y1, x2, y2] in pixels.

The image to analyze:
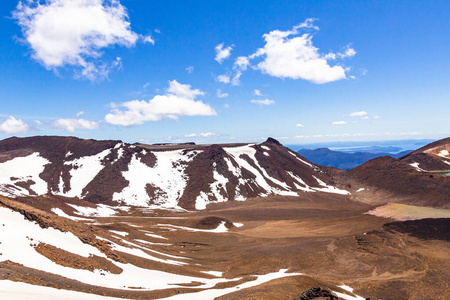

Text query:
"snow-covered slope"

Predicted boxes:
[[0, 136, 348, 210]]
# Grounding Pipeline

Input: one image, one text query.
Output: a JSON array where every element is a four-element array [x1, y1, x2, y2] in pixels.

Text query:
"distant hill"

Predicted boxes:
[[297, 148, 411, 170]]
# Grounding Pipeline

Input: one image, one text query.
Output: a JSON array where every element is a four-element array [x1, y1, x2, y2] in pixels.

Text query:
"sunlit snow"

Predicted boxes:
[[0, 152, 49, 197]]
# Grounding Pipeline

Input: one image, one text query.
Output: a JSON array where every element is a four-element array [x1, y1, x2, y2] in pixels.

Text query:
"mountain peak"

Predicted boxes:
[[264, 137, 281, 145]]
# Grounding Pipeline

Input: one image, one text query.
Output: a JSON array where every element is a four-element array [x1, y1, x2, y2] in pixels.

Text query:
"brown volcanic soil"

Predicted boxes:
[[346, 156, 450, 209], [1, 192, 449, 299]]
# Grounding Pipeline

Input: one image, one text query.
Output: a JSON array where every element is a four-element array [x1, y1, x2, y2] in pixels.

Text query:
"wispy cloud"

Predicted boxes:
[[105, 80, 216, 126], [296, 123, 304, 127], [216, 89, 229, 98], [250, 99, 275, 105], [254, 89, 263, 96], [186, 66, 194, 73], [184, 132, 217, 138], [350, 111, 368, 117], [13, 0, 152, 80], [332, 121, 348, 125], [53, 118, 99, 132], [75, 111, 84, 117]]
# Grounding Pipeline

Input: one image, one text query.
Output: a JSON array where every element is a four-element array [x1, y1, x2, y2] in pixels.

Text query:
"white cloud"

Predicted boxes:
[[0, 116, 29, 134], [241, 19, 354, 84], [230, 56, 250, 86], [53, 118, 99, 132], [217, 74, 231, 83], [13, 0, 150, 80], [214, 43, 233, 64], [332, 121, 348, 125], [216, 89, 229, 98], [142, 35, 155, 44], [186, 66, 194, 73], [231, 72, 242, 86], [296, 123, 304, 127], [105, 80, 217, 126], [75, 111, 84, 117], [325, 46, 356, 60], [254, 89, 263, 96], [184, 132, 217, 138], [250, 99, 275, 105], [350, 111, 368, 117]]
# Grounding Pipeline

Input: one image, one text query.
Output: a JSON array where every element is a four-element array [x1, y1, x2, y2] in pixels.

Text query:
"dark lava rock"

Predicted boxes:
[[294, 286, 338, 300], [383, 218, 450, 242]]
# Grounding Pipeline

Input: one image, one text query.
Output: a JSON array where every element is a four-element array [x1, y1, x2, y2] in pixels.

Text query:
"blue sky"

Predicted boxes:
[[0, 0, 449, 145]]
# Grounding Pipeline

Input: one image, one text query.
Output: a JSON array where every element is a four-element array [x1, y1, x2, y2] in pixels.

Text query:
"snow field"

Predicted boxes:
[[112, 150, 201, 208], [0, 152, 49, 197], [58, 148, 112, 198], [0, 206, 277, 291]]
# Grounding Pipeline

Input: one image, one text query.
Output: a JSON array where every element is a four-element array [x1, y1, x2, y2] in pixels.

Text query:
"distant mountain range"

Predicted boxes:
[[297, 148, 412, 170]]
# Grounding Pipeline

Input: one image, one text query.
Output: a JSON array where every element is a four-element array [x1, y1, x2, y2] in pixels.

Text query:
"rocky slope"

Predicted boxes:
[[347, 137, 450, 209], [0, 136, 348, 210]]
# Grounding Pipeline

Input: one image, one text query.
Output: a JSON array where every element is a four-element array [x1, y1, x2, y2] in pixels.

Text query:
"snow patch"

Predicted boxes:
[[51, 208, 91, 221], [110, 230, 128, 237], [312, 176, 351, 195], [356, 188, 365, 192], [438, 149, 449, 158], [161, 269, 303, 300], [338, 285, 354, 292], [0, 152, 49, 197], [59, 148, 112, 197], [113, 150, 200, 208], [332, 290, 365, 300], [158, 222, 229, 233], [409, 162, 426, 172], [289, 151, 313, 167], [201, 271, 223, 277], [0, 280, 127, 300]]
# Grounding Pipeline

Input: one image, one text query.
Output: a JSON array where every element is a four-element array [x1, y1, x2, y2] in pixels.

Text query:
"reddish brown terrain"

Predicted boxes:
[[0, 136, 449, 299]]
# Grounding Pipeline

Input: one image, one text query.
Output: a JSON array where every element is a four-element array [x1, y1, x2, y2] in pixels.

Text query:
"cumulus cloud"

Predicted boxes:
[[248, 20, 353, 84], [216, 89, 229, 98], [350, 111, 368, 117], [0, 116, 29, 134], [105, 80, 217, 126], [13, 0, 151, 80], [184, 132, 217, 138], [53, 118, 99, 132], [332, 121, 348, 125], [250, 99, 275, 105], [296, 123, 304, 127], [217, 74, 231, 83], [214, 43, 233, 64], [223, 19, 355, 84]]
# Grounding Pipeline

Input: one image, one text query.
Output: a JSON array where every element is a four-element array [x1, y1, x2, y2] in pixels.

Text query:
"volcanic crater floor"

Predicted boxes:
[[0, 193, 449, 300]]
